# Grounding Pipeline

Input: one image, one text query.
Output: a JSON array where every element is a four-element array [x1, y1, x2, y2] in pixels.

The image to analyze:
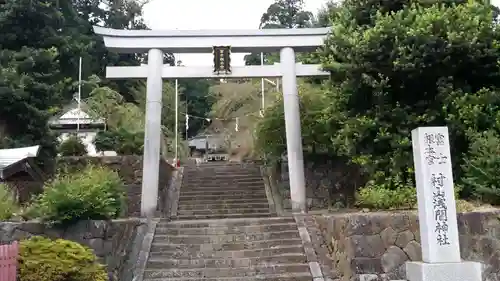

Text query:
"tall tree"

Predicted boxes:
[[319, 1, 500, 190], [0, 0, 70, 164], [259, 0, 313, 28], [179, 79, 215, 138], [71, 0, 175, 102], [244, 0, 313, 65], [312, 0, 338, 27], [0, 0, 175, 164]]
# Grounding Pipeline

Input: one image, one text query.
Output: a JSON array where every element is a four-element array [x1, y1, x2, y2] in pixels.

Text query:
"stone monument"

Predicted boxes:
[[408, 126, 481, 281]]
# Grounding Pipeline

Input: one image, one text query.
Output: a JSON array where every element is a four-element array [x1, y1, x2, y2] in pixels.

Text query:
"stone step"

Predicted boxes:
[[154, 223, 296, 235], [177, 202, 270, 211], [150, 238, 303, 252], [147, 253, 307, 269], [177, 198, 269, 205], [180, 185, 264, 191], [159, 217, 295, 228], [178, 193, 267, 200], [186, 162, 260, 167], [185, 175, 262, 179], [179, 190, 266, 197], [184, 171, 261, 176], [176, 208, 271, 216], [182, 182, 264, 187], [173, 212, 273, 220], [143, 274, 312, 281], [183, 172, 261, 177], [181, 182, 265, 189], [184, 167, 260, 171], [143, 263, 311, 279], [177, 199, 268, 207], [149, 245, 305, 259], [184, 162, 254, 166], [153, 230, 300, 244], [183, 176, 262, 181]]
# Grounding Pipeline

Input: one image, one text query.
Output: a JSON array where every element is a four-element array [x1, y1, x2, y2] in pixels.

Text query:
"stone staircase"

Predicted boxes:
[[145, 217, 312, 281], [174, 162, 273, 220], [142, 162, 315, 281]]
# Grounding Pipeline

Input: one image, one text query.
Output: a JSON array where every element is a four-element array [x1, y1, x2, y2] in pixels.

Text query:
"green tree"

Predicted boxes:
[[178, 79, 215, 138], [244, 0, 313, 66], [312, 0, 338, 27], [0, 0, 69, 165], [254, 81, 331, 160], [0, 0, 178, 163], [259, 0, 313, 28], [317, 1, 500, 190], [86, 78, 187, 157]]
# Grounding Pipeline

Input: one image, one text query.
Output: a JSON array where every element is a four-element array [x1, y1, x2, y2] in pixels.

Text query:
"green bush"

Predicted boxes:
[[461, 130, 500, 205], [33, 164, 125, 225], [0, 183, 19, 220], [19, 236, 107, 281], [357, 178, 468, 211], [58, 135, 87, 156], [94, 128, 143, 155], [355, 184, 417, 210]]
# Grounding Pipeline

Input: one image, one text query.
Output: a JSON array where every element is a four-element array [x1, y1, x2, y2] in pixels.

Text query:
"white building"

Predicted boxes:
[[48, 102, 106, 156]]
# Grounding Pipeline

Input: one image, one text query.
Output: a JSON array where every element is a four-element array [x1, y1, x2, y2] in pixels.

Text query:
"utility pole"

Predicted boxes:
[[77, 57, 82, 131], [175, 78, 179, 163], [260, 52, 265, 116]]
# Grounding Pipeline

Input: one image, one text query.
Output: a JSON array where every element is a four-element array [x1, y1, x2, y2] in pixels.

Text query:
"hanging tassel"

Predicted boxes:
[[185, 114, 189, 130], [235, 117, 239, 132]]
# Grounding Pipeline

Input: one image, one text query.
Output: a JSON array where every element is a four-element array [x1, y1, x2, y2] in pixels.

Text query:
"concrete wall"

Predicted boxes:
[[0, 219, 145, 281], [314, 211, 500, 281]]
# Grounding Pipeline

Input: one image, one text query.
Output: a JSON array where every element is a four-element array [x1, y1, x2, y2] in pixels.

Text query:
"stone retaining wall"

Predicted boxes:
[[315, 211, 500, 281], [269, 154, 363, 211], [0, 219, 145, 281]]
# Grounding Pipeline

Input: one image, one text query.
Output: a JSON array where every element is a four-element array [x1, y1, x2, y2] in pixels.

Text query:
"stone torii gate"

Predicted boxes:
[[93, 26, 330, 217]]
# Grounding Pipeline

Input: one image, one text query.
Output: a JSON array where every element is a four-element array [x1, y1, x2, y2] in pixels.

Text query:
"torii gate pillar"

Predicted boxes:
[[281, 47, 306, 213], [142, 48, 164, 217]]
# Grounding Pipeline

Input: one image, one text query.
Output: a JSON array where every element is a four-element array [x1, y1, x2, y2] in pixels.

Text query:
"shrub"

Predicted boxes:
[[456, 199, 476, 213], [461, 130, 500, 205], [93, 130, 116, 152], [58, 135, 87, 156], [33, 164, 125, 225], [355, 184, 417, 210], [357, 180, 469, 211], [0, 183, 19, 220], [94, 128, 143, 155], [18, 236, 107, 281]]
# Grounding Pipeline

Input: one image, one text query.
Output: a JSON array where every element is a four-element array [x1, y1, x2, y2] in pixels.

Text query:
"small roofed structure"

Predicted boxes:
[[48, 101, 106, 156], [0, 145, 45, 203]]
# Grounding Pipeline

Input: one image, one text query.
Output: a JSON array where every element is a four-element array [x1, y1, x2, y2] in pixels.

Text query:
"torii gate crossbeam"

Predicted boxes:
[[105, 64, 328, 79]]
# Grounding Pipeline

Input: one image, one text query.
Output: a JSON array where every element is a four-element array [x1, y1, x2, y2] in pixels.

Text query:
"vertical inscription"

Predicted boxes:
[[423, 132, 451, 246], [423, 132, 448, 165], [213, 46, 231, 74]]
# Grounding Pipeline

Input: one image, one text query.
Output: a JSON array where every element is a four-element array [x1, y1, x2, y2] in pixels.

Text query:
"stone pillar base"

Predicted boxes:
[[406, 261, 482, 281]]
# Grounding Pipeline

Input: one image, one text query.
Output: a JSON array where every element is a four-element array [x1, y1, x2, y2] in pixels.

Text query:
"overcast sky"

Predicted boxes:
[[142, 0, 500, 66], [142, 0, 328, 66]]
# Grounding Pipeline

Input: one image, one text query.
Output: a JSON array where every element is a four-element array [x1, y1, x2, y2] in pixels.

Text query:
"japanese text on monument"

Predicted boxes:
[[424, 132, 451, 246]]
